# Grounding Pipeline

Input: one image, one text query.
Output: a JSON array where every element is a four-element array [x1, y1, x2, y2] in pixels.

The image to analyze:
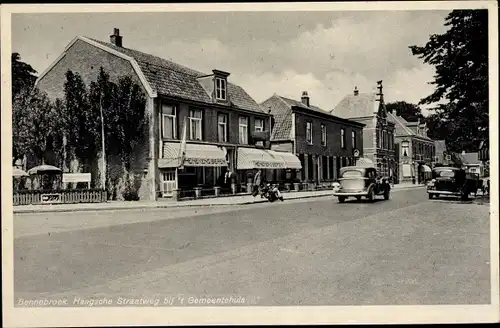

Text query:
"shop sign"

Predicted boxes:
[[254, 161, 285, 169], [353, 148, 360, 158], [62, 173, 91, 184], [184, 157, 227, 166]]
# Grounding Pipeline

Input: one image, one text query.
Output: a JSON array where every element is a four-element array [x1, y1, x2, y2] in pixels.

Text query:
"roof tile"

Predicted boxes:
[[330, 93, 378, 118], [88, 37, 265, 114]]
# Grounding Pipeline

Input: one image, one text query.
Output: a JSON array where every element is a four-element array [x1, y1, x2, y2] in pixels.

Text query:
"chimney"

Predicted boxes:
[[353, 86, 359, 96], [110, 28, 123, 47], [301, 91, 310, 107]]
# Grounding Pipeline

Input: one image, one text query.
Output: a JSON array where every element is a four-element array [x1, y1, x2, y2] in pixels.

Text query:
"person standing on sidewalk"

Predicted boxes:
[[252, 169, 262, 197]]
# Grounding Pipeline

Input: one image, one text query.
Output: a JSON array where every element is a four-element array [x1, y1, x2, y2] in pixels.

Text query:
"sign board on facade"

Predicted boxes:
[[62, 173, 91, 183], [353, 149, 360, 158], [184, 157, 227, 166], [445, 155, 452, 161], [254, 161, 286, 169]]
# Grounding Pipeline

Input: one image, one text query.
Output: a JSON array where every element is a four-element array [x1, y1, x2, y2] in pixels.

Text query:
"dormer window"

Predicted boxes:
[[215, 77, 227, 101]]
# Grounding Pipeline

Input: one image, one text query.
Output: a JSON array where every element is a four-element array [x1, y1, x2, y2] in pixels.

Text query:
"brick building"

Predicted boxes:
[[35, 28, 300, 200], [330, 82, 396, 178], [387, 111, 435, 183], [261, 91, 365, 184]]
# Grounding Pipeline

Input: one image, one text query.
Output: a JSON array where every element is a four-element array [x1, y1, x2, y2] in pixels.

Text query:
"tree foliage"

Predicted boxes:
[[63, 71, 100, 168], [409, 9, 489, 152], [386, 101, 424, 123], [12, 87, 64, 165], [88, 67, 147, 169], [12, 53, 38, 99]]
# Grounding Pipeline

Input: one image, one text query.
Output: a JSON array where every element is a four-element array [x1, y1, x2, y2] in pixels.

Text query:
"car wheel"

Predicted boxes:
[[428, 193, 434, 199], [338, 196, 346, 203], [461, 190, 469, 201], [355, 196, 361, 201], [366, 189, 374, 202], [384, 189, 390, 200]]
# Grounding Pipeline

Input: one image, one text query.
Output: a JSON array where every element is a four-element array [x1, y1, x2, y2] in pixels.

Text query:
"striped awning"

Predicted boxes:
[[355, 157, 374, 167], [159, 142, 227, 168], [422, 164, 432, 172], [274, 151, 302, 169], [237, 147, 286, 170]]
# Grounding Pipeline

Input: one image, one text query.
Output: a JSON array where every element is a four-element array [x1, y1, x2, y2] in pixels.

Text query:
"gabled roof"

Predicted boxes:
[[261, 94, 364, 141], [37, 36, 265, 114], [261, 95, 293, 140], [459, 152, 481, 165], [387, 111, 414, 135], [434, 140, 447, 154], [330, 92, 380, 119]]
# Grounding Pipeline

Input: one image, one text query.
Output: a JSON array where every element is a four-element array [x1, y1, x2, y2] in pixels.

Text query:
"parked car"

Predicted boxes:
[[427, 167, 478, 200], [332, 166, 391, 203]]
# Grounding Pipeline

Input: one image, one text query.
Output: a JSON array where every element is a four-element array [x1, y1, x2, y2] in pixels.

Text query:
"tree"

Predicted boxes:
[[63, 70, 100, 170], [410, 10, 488, 152], [12, 87, 64, 165], [88, 67, 147, 196], [386, 101, 424, 122], [12, 53, 38, 98]]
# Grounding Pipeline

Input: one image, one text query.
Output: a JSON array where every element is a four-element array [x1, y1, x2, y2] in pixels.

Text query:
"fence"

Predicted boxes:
[[13, 189, 107, 206]]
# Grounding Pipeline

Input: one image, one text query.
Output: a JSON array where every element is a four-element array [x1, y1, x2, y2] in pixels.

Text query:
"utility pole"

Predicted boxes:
[[99, 93, 106, 189]]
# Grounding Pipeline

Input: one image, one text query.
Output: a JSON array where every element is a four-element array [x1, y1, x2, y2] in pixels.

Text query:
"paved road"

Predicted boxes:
[[13, 188, 490, 306]]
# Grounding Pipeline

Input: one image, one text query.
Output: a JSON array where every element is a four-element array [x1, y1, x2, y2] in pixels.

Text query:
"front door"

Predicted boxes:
[[161, 169, 176, 197]]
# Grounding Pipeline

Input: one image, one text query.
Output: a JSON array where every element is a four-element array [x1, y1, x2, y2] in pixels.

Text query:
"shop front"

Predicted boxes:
[[236, 147, 302, 192], [158, 142, 228, 197]]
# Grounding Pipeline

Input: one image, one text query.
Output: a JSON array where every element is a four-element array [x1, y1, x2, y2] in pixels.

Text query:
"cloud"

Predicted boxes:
[[12, 11, 450, 113]]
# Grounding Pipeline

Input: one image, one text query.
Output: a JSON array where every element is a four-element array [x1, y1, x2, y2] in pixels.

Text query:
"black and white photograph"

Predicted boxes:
[[1, 2, 498, 326]]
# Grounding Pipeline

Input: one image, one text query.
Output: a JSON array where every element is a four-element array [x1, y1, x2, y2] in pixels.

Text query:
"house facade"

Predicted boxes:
[[387, 111, 435, 184], [458, 152, 485, 177], [330, 82, 396, 178], [35, 28, 299, 201], [261, 91, 365, 184], [433, 140, 451, 166]]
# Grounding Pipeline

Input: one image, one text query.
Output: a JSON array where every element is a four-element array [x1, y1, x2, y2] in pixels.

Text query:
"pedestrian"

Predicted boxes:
[[252, 169, 262, 197]]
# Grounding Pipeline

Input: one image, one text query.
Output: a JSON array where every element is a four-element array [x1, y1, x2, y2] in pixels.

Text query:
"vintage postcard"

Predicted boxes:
[[1, 1, 498, 326]]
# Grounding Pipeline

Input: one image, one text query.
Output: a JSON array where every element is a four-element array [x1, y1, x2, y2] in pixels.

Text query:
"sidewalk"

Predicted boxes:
[[13, 183, 426, 214]]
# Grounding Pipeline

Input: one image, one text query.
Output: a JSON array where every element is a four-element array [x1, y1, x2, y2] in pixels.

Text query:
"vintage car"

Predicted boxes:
[[332, 166, 391, 203], [427, 167, 479, 200]]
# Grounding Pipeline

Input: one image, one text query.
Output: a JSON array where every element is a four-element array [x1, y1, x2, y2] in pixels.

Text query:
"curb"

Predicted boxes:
[[13, 185, 426, 214]]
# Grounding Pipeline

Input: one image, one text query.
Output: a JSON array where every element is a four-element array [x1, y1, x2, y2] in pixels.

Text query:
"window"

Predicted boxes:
[[341, 128, 345, 148], [342, 170, 363, 178], [321, 124, 327, 146], [306, 122, 313, 145], [254, 118, 264, 132], [239, 116, 248, 144], [351, 131, 356, 149], [189, 109, 203, 140], [402, 141, 409, 157], [218, 113, 228, 142], [161, 104, 177, 139], [377, 129, 381, 148], [215, 77, 227, 100]]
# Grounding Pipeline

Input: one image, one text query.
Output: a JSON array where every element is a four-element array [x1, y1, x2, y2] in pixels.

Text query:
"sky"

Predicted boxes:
[[11, 10, 451, 115]]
